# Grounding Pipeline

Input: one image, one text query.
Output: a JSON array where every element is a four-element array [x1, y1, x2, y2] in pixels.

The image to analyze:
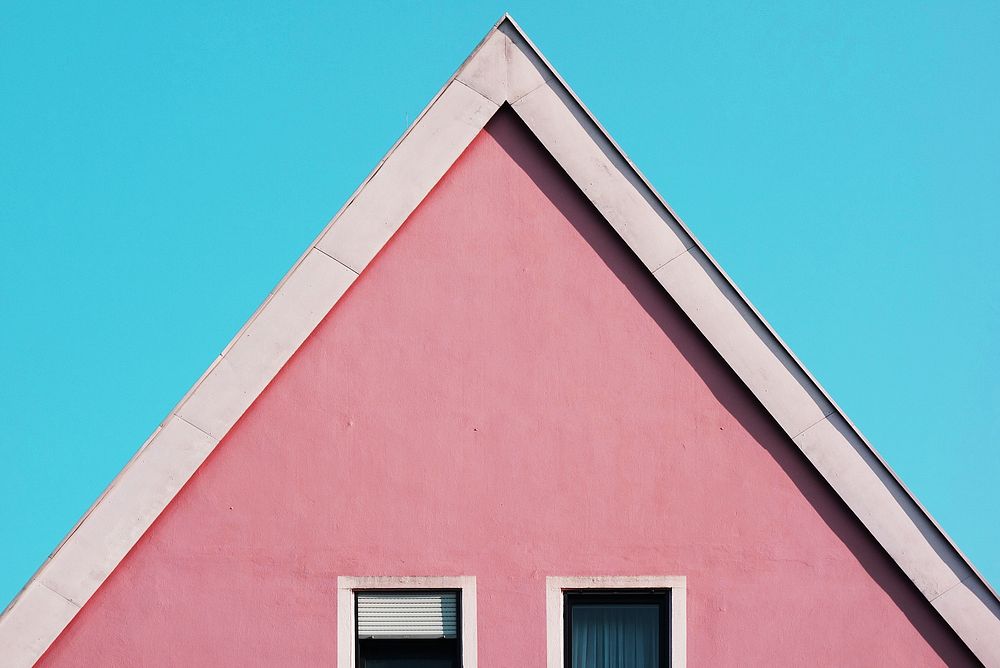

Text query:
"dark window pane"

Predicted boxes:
[[358, 638, 458, 668], [363, 660, 454, 668], [569, 600, 663, 668]]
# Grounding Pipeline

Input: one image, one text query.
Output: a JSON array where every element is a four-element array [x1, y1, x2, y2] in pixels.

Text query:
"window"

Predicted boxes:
[[355, 591, 461, 668], [338, 577, 478, 668], [547, 577, 686, 668], [564, 591, 667, 668]]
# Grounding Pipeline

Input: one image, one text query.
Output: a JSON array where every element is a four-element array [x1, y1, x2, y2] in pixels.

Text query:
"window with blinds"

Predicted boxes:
[[355, 590, 461, 667], [356, 591, 458, 639]]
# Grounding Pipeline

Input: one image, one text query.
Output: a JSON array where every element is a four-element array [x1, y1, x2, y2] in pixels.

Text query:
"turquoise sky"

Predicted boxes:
[[2, 1, 997, 610]]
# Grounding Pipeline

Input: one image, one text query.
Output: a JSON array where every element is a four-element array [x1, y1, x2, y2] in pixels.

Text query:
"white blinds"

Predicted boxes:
[[356, 591, 458, 639]]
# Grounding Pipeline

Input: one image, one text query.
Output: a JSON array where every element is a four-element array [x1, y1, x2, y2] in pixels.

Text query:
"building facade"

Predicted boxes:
[[1, 16, 998, 668]]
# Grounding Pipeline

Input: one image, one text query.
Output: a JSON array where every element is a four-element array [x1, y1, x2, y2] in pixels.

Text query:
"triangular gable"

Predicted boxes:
[[1, 15, 997, 665]]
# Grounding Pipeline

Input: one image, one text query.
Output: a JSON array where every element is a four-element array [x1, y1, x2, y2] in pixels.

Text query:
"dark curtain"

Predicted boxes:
[[571, 604, 660, 668]]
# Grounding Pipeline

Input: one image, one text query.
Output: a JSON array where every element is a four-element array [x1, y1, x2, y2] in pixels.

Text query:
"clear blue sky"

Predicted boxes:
[[1, 1, 997, 609]]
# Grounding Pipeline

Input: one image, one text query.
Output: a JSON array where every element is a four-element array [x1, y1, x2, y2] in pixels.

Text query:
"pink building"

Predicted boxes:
[[2, 15, 998, 668]]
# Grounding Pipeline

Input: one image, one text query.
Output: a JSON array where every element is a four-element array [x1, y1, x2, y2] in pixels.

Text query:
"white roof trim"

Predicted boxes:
[[1, 14, 997, 666]]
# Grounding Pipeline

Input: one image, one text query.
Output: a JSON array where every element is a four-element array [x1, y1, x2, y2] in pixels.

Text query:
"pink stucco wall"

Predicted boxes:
[[39, 109, 974, 666]]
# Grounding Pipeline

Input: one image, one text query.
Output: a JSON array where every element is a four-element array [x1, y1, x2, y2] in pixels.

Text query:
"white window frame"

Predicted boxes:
[[547, 576, 686, 668], [337, 576, 477, 668]]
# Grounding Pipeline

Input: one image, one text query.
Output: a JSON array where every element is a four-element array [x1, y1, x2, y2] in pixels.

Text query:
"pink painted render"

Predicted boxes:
[[38, 110, 975, 665]]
